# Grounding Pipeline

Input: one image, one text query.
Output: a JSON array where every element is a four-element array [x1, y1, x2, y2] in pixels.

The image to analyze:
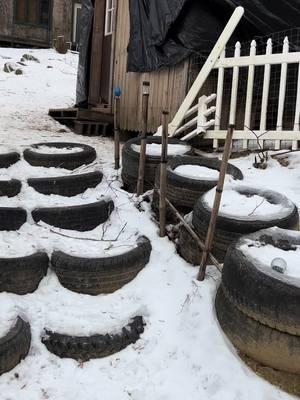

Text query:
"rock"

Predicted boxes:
[[22, 54, 40, 63], [3, 62, 19, 73]]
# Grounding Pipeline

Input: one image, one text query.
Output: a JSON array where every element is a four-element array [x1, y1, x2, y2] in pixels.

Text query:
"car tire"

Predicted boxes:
[[23, 142, 96, 170], [51, 236, 152, 294]]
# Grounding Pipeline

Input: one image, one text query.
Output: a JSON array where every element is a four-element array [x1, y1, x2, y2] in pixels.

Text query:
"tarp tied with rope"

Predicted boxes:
[[127, 0, 300, 72]]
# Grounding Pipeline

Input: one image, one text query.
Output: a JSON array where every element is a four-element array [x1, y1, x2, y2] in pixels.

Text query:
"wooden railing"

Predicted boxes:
[[207, 36, 300, 149], [172, 35, 300, 150]]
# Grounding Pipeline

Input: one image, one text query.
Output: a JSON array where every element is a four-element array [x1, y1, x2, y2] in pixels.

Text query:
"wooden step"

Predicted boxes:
[[49, 108, 78, 119], [74, 120, 111, 136]]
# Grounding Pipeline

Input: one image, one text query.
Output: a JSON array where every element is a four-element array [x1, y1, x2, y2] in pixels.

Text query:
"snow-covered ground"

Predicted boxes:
[[0, 48, 298, 400]]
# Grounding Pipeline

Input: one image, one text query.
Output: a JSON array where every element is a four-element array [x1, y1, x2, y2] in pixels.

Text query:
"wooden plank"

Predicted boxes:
[[89, 0, 105, 106]]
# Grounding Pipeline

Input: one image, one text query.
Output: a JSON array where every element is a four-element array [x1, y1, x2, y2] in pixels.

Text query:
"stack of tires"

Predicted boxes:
[[121, 136, 193, 192], [153, 155, 243, 215], [216, 228, 300, 396], [0, 141, 151, 372]]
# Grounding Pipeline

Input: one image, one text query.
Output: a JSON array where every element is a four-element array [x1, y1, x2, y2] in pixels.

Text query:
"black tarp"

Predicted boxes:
[[127, 0, 300, 72]]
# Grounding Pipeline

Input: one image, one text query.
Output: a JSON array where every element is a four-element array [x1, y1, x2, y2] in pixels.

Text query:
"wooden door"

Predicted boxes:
[[89, 0, 115, 112]]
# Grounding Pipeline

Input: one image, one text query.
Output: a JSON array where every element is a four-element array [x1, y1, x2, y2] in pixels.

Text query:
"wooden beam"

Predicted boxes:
[[89, 0, 106, 106]]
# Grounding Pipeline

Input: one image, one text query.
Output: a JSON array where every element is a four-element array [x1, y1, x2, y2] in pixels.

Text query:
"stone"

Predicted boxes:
[[22, 54, 40, 63]]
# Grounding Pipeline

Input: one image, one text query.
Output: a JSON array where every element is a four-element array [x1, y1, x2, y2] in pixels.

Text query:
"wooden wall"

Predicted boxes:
[[0, 0, 78, 47], [0, 1, 50, 46], [113, 0, 189, 132]]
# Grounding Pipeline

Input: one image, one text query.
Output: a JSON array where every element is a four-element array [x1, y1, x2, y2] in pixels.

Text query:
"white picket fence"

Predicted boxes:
[[208, 36, 300, 149], [173, 35, 300, 150]]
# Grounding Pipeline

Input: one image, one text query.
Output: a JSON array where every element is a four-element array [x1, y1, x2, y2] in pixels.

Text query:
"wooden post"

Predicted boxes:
[[155, 192, 222, 271], [137, 81, 150, 195], [197, 124, 235, 281], [113, 87, 121, 169], [159, 111, 169, 237]]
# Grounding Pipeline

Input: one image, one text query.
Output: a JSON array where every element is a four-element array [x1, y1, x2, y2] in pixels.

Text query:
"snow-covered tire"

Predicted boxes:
[[28, 171, 103, 196], [42, 316, 145, 361], [32, 200, 114, 232], [0, 152, 20, 169], [51, 236, 152, 294], [0, 317, 31, 375], [153, 156, 243, 212], [222, 228, 300, 336], [0, 179, 21, 197], [0, 207, 27, 231], [216, 285, 300, 375], [192, 186, 299, 261], [0, 252, 49, 294], [121, 136, 193, 192], [23, 142, 96, 170]]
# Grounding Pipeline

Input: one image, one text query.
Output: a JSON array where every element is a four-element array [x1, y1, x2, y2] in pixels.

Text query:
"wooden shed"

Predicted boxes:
[[0, 0, 82, 48], [87, 0, 191, 133]]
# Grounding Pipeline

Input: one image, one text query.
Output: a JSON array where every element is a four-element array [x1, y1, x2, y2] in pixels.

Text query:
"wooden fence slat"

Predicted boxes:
[[276, 37, 289, 145], [293, 63, 300, 132], [260, 39, 272, 137], [229, 41, 241, 126], [213, 48, 226, 149], [243, 40, 256, 149], [214, 48, 226, 131]]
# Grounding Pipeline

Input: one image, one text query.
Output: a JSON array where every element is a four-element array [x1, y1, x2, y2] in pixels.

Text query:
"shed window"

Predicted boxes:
[[15, 0, 50, 27], [104, 0, 115, 36]]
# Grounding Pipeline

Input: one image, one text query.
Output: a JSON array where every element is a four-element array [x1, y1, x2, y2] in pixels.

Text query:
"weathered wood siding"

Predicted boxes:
[[113, 0, 189, 132], [0, 1, 50, 46], [0, 0, 78, 46], [52, 0, 76, 43]]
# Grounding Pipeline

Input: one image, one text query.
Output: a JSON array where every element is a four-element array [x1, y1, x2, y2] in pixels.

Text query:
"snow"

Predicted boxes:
[[173, 164, 220, 180], [0, 47, 296, 400], [0, 302, 18, 338], [132, 143, 190, 156], [203, 185, 293, 220], [241, 240, 300, 279], [31, 145, 83, 154], [239, 227, 300, 286]]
